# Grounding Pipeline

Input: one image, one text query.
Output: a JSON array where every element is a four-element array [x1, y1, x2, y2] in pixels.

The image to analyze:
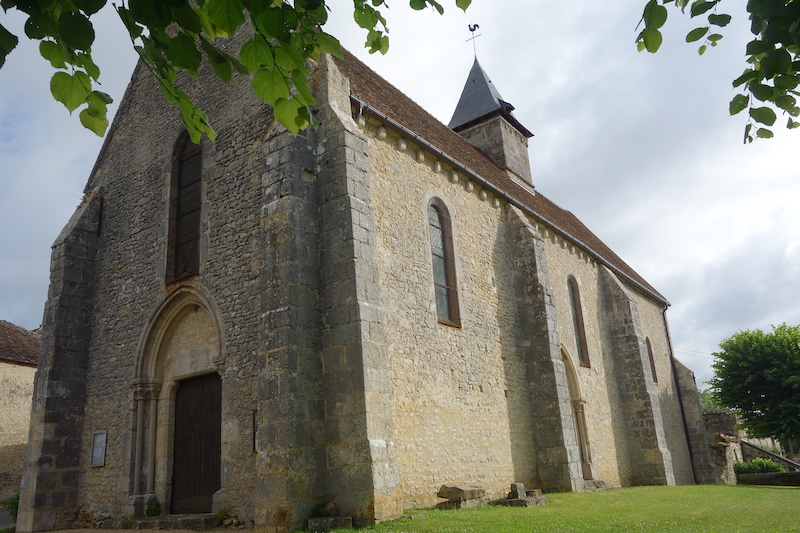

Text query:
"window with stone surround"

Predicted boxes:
[[428, 199, 460, 327], [568, 276, 590, 367], [167, 133, 203, 283], [646, 337, 659, 384]]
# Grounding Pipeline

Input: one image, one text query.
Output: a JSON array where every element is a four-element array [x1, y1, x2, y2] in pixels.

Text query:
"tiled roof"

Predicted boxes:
[[0, 320, 40, 366], [333, 50, 666, 304]]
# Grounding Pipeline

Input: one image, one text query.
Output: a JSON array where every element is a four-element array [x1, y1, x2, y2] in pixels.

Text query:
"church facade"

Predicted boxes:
[[17, 43, 714, 532]]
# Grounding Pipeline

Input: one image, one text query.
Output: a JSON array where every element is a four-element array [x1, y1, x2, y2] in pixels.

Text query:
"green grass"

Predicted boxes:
[[332, 485, 800, 533]]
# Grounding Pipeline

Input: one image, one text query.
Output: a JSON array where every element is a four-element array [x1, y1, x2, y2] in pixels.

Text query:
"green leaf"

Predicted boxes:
[[274, 97, 307, 134], [116, 7, 144, 39], [708, 33, 723, 42], [642, 28, 663, 53], [75, 52, 100, 80], [73, 0, 106, 16], [756, 127, 773, 138], [252, 68, 290, 105], [295, 0, 323, 11], [58, 11, 95, 51], [39, 40, 68, 68], [686, 26, 708, 42], [92, 90, 113, 104], [690, 0, 717, 18], [708, 13, 731, 26], [775, 95, 796, 111], [645, 3, 668, 30], [744, 123, 752, 143], [789, 118, 800, 129], [750, 83, 774, 101], [24, 12, 55, 40], [750, 106, 777, 126], [171, 2, 202, 34], [128, 0, 172, 29], [206, 0, 245, 34], [0, 22, 19, 68], [698, 44, 707, 55], [455, 0, 471, 10], [732, 69, 758, 88], [291, 69, 316, 107], [79, 107, 108, 136], [253, 6, 292, 42], [240, 37, 274, 71], [745, 39, 772, 55], [274, 43, 304, 70], [50, 70, 91, 112], [167, 34, 202, 75], [729, 94, 748, 115], [409, 0, 426, 9]]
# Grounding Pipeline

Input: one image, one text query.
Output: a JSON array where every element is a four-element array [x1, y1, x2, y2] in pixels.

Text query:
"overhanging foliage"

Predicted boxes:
[[0, 0, 472, 141]]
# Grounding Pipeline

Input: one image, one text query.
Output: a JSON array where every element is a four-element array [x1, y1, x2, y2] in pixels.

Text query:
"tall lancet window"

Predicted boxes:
[[568, 276, 590, 367], [428, 200, 460, 327], [646, 337, 659, 384], [168, 134, 203, 282]]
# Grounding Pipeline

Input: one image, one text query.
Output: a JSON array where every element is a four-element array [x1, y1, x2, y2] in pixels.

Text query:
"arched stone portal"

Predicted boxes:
[[131, 286, 225, 514], [561, 347, 595, 481]]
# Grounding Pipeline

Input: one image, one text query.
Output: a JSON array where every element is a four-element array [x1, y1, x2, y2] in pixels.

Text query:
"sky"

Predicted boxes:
[[1, 1, 798, 386]]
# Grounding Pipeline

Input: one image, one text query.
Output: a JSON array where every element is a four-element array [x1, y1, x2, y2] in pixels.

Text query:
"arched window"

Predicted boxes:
[[568, 276, 590, 367], [428, 200, 460, 326], [167, 134, 203, 282], [646, 337, 658, 384]]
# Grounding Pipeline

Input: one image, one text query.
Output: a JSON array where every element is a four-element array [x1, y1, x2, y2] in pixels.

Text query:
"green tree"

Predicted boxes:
[[709, 324, 800, 442], [636, 0, 800, 142], [697, 388, 733, 414], [0, 0, 471, 141]]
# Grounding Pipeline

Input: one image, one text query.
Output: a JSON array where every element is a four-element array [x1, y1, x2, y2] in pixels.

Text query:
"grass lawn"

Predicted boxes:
[[329, 485, 800, 532]]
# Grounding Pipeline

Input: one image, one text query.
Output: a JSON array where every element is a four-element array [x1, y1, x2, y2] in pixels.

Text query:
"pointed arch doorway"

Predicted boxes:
[[561, 348, 595, 480], [132, 287, 225, 514]]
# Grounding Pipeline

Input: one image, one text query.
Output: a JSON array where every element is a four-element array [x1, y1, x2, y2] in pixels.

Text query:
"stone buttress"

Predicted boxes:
[[311, 54, 403, 524], [17, 191, 103, 532], [599, 266, 674, 485], [506, 206, 583, 491]]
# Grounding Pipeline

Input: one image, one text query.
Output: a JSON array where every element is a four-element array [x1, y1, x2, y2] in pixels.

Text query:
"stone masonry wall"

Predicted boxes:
[[544, 229, 631, 486], [366, 122, 538, 507], [0, 362, 37, 500], [18, 191, 102, 532], [70, 56, 277, 526]]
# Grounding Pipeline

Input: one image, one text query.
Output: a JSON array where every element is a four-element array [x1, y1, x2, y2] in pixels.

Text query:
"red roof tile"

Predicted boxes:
[[333, 50, 666, 304], [0, 320, 40, 367]]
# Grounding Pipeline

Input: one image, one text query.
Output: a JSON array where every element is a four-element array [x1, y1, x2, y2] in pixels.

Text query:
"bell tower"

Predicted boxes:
[[448, 58, 534, 188]]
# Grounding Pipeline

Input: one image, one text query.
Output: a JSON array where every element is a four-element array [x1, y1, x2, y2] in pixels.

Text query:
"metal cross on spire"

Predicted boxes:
[[466, 24, 482, 58]]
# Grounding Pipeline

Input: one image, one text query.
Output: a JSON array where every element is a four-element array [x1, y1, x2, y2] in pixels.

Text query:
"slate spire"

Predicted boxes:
[[448, 58, 534, 186]]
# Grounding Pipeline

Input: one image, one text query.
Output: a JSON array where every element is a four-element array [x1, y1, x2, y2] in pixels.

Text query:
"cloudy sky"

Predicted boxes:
[[1, 1, 798, 386]]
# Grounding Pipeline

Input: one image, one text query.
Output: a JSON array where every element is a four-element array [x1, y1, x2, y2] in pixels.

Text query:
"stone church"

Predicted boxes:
[[17, 37, 715, 532]]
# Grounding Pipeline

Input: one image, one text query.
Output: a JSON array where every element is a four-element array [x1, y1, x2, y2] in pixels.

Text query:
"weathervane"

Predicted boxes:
[[467, 24, 481, 58]]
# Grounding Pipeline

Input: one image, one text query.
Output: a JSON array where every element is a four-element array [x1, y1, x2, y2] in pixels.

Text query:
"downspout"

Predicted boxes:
[[664, 304, 699, 484]]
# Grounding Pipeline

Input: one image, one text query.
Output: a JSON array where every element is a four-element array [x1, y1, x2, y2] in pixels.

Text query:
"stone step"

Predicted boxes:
[[97, 514, 221, 530]]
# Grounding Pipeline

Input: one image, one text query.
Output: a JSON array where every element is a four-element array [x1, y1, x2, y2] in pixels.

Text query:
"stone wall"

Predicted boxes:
[[0, 362, 37, 500], [367, 120, 537, 507]]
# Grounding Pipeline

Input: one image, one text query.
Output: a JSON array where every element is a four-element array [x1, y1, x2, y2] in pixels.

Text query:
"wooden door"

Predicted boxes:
[[171, 373, 221, 514]]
